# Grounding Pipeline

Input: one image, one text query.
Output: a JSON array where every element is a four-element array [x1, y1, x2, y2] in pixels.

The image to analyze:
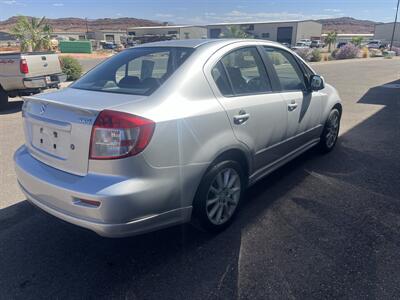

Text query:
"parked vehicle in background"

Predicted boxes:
[[14, 39, 342, 237], [280, 42, 291, 48], [337, 42, 347, 49], [292, 42, 310, 50], [298, 39, 312, 46], [102, 42, 117, 50], [367, 40, 386, 49], [310, 40, 325, 48], [0, 52, 66, 109]]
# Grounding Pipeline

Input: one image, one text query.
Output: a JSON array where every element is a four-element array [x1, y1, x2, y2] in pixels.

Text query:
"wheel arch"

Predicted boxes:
[[203, 147, 251, 188]]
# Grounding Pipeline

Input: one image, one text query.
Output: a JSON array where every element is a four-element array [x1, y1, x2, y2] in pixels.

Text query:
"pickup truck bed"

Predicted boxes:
[[0, 52, 66, 109]]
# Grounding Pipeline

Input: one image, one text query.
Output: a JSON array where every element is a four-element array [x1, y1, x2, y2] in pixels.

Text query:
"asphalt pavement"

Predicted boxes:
[[0, 57, 399, 299]]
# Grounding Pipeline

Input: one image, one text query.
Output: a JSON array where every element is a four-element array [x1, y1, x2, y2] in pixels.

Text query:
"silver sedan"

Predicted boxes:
[[14, 39, 342, 237]]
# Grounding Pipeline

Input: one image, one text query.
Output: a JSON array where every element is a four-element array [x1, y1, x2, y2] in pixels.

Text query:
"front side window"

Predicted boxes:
[[263, 47, 306, 91], [72, 47, 194, 96], [214, 47, 271, 96]]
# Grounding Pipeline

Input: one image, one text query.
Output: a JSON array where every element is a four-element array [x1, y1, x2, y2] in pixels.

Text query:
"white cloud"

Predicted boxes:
[[2, 0, 26, 6], [52, 3, 64, 6], [323, 8, 342, 13], [2, 0, 17, 4]]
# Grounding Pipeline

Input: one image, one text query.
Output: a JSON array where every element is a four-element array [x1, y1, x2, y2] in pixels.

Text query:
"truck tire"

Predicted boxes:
[[0, 87, 8, 110]]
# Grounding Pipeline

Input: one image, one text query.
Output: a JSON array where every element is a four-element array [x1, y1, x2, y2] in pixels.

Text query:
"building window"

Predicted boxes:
[[168, 31, 178, 35], [210, 28, 222, 38], [248, 24, 254, 31], [128, 31, 136, 36], [78, 35, 86, 40], [261, 33, 270, 39], [105, 35, 115, 42], [184, 32, 190, 39]]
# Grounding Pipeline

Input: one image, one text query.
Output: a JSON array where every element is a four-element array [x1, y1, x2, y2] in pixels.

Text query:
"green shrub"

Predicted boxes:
[[310, 49, 322, 62], [59, 56, 83, 81]]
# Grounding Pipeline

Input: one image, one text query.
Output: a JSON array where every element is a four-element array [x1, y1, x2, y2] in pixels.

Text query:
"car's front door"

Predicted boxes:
[[262, 46, 324, 151], [206, 46, 288, 172]]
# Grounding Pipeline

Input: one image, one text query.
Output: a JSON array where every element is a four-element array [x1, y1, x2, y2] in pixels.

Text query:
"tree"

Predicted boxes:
[[220, 25, 252, 38], [325, 31, 338, 52], [10, 16, 52, 52], [351, 36, 364, 47]]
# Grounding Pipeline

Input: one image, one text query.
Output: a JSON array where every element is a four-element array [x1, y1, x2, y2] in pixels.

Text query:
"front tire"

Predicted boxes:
[[0, 87, 8, 110], [192, 160, 245, 232], [319, 108, 341, 153]]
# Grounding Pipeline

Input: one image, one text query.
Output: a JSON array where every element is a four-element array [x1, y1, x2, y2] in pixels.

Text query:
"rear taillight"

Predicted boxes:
[[89, 110, 155, 160], [20, 59, 29, 74]]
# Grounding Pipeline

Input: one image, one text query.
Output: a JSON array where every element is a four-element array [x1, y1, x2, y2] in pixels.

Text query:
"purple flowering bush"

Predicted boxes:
[[335, 43, 360, 59]]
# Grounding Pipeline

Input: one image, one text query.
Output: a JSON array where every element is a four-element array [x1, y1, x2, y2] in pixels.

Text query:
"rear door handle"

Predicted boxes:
[[233, 111, 250, 125], [288, 103, 298, 111]]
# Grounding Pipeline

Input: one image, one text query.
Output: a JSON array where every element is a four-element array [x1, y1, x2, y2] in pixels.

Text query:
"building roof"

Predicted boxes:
[[128, 25, 206, 30], [205, 19, 319, 26]]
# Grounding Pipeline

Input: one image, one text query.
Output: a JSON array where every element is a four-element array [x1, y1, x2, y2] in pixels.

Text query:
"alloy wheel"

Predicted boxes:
[[326, 111, 340, 148], [206, 167, 241, 225]]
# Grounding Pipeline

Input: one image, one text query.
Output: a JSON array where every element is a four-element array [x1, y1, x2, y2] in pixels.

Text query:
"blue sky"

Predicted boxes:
[[0, 0, 398, 23]]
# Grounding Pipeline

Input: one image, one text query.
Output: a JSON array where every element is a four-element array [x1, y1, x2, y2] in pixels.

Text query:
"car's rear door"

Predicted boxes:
[[205, 45, 287, 172], [261, 46, 323, 151]]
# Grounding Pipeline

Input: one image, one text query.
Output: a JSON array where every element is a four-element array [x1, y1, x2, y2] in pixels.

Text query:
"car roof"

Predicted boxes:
[[135, 39, 221, 48], [134, 38, 285, 50]]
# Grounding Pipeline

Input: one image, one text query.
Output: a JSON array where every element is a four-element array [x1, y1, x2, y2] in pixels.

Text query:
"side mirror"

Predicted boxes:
[[310, 74, 325, 91]]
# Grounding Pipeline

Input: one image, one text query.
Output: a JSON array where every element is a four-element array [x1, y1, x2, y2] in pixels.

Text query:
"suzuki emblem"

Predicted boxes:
[[39, 104, 47, 114]]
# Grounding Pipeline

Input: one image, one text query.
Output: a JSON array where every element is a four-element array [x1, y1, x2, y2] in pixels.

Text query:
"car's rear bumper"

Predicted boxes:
[[14, 146, 192, 237]]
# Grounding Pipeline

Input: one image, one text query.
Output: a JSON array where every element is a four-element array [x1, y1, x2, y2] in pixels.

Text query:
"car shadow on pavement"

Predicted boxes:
[[0, 100, 23, 115], [0, 80, 399, 299]]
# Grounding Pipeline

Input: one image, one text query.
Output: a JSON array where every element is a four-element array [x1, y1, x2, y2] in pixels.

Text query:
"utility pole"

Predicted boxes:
[[390, 0, 400, 51], [85, 17, 89, 40]]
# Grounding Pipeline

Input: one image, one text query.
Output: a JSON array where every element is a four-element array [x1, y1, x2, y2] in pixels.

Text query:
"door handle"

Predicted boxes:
[[233, 111, 250, 125], [287, 102, 298, 111]]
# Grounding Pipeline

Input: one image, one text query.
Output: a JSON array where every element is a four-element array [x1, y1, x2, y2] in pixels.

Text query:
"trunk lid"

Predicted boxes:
[[22, 88, 148, 176]]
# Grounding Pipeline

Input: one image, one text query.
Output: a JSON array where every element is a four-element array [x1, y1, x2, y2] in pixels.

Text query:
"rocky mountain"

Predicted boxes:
[[318, 17, 382, 34], [0, 16, 163, 32], [0, 16, 382, 34]]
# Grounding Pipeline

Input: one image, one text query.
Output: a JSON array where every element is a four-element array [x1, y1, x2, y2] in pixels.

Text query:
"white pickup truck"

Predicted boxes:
[[0, 52, 67, 109]]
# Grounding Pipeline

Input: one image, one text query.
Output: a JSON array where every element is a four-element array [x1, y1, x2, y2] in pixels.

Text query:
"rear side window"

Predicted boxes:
[[212, 47, 272, 96], [211, 62, 233, 96], [263, 47, 306, 92], [72, 47, 194, 96]]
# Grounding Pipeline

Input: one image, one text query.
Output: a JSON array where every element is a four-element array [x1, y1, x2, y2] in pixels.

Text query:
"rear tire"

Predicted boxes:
[[192, 160, 245, 232], [319, 108, 341, 153], [0, 87, 8, 110]]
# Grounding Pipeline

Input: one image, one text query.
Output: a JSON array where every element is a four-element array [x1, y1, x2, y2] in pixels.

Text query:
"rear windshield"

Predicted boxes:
[[71, 47, 194, 95]]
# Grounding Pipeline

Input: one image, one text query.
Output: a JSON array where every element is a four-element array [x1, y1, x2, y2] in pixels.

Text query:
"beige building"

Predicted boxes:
[[127, 25, 207, 40], [87, 30, 127, 44], [374, 23, 400, 47], [206, 20, 322, 45], [52, 32, 87, 41]]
